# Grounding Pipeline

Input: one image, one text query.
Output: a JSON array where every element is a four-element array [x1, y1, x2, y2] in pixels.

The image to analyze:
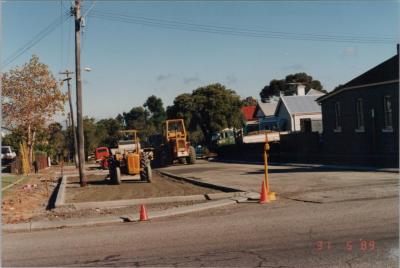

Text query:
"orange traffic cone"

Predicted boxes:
[[139, 204, 149, 221], [259, 180, 270, 204]]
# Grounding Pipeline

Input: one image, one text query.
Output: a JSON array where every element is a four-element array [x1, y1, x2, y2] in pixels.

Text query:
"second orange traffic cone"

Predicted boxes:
[[139, 204, 148, 221], [259, 180, 270, 204]]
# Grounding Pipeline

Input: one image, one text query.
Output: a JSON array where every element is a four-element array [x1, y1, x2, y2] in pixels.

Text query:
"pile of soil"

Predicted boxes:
[[66, 173, 221, 203]]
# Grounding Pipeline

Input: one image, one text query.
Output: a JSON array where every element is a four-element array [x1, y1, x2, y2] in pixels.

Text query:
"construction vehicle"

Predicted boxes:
[[108, 130, 152, 184], [151, 119, 196, 166]]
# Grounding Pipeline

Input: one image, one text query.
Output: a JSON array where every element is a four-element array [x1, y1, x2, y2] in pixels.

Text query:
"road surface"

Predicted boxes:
[[3, 161, 398, 267]]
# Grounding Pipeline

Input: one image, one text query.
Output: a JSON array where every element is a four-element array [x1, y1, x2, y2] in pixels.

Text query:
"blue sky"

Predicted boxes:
[[2, 1, 399, 120]]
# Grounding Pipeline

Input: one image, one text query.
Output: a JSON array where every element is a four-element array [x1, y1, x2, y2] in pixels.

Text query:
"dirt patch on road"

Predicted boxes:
[[65, 173, 221, 203]]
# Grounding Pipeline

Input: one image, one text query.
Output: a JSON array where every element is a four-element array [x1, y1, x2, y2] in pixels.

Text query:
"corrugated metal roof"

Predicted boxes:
[[278, 95, 322, 115], [306, 89, 325, 96], [256, 102, 278, 117]]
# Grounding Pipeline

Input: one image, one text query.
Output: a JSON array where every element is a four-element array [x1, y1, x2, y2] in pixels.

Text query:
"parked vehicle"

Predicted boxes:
[[95, 146, 110, 169], [1, 146, 16, 163]]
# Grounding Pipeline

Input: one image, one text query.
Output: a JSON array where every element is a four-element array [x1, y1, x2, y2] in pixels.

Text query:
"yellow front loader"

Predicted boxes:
[[108, 130, 152, 184], [154, 119, 196, 166]]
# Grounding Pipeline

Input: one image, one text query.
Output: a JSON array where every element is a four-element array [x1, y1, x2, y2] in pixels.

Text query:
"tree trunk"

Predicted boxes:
[[27, 124, 33, 166]]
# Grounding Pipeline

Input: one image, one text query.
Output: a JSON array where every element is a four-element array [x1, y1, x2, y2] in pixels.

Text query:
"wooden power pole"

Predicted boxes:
[[60, 70, 79, 168], [73, 0, 87, 186]]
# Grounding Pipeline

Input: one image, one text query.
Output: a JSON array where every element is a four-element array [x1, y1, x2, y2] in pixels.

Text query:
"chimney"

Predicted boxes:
[[397, 43, 399, 55], [296, 84, 306, 96]]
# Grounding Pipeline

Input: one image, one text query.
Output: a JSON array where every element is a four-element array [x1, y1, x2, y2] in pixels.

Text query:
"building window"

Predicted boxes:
[[334, 102, 341, 132], [383, 95, 393, 130], [355, 98, 364, 131]]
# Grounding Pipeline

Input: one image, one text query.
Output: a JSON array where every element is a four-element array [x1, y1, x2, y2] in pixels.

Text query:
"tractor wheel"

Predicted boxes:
[[178, 157, 187, 165], [187, 146, 196, 164], [109, 165, 115, 182], [140, 152, 152, 182], [115, 166, 122, 185], [145, 164, 152, 183]]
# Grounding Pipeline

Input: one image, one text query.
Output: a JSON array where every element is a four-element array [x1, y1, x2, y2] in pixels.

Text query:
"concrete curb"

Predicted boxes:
[[158, 170, 242, 193], [71, 195, 207, 210], [3, 199, 238, 233], [211, 159, 399, 173], [55, 171, 243, 210], [54, 176, 67, 208]]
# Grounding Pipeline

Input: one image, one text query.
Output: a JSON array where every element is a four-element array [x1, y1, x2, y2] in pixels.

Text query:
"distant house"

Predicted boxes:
[[241, 105, 256, 121], [253, 101, 281, 131], [317, 48, 399, 166], [254, 101, 278, 118], [240, 105, 258, 134], [274, 85, 325, 132]]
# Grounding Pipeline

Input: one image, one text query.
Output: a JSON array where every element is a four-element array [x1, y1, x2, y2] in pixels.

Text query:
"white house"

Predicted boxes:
[[275, 85, 325, 132]]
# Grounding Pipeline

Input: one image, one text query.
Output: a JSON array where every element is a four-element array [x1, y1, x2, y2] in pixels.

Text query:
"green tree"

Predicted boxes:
[[96, 118, 123, 148], [166, 93, 194, 129], [167, 83, 244, 144], [144, 95, 166, 133], [241, 96, 258, 106], [83, 117, 99, 160], [259, 72, 326, 102], [47, 122, 66, 161]]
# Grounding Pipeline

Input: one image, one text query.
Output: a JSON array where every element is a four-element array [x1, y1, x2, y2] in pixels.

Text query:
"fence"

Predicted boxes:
[[8, 152, 49, 174]]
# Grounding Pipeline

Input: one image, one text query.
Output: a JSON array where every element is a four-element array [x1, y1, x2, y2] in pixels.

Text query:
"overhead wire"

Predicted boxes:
[[60, 0, 64, 71], [2, 11, 71, 68], [88, 10, 396, 44]]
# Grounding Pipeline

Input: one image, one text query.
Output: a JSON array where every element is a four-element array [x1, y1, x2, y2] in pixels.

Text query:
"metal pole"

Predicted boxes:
[[264, 138, 269, 192], [74, 0, 87, 186], [60, 70, 79, 168]]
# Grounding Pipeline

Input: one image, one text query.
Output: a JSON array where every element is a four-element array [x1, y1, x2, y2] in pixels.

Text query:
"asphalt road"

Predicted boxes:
[[3, 162, 399, 267]]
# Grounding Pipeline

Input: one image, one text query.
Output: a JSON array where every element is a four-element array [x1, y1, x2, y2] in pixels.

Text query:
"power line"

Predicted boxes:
[[82, 0, 97, 17], [60, 0, 64, 70], [2, 11, 70, 68], [88, 10, 396, 44], [92, 10, 395, 41]]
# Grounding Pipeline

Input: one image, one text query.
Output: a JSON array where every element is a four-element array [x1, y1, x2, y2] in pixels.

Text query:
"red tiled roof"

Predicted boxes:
[[241, 105, 257, 121]]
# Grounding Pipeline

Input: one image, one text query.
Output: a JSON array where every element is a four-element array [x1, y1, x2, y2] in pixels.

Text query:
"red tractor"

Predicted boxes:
[[95, 146, 110, 169]]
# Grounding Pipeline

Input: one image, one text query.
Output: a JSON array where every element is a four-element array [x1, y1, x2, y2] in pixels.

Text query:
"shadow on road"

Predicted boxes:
[[241, 166, 381, 175]]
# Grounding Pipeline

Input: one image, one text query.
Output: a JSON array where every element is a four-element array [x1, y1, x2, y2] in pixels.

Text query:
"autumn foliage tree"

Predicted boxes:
[[2, 55, 66, 165]]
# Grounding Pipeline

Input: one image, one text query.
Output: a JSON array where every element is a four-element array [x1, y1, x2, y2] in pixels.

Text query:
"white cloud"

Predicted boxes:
[[341, 47, 358, 57]]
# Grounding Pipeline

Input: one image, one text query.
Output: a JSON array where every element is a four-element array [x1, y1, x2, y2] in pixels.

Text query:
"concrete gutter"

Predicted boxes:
[[72, 195, 207, 210], [3, 198, 238, 233], [212, 159, 399, 173], [158, 170, 242, 192]]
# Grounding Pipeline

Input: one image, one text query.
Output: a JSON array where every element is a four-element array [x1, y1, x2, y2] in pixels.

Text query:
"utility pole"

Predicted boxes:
[[73, 0, 87, 186], [60, 70, 79, 168]]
